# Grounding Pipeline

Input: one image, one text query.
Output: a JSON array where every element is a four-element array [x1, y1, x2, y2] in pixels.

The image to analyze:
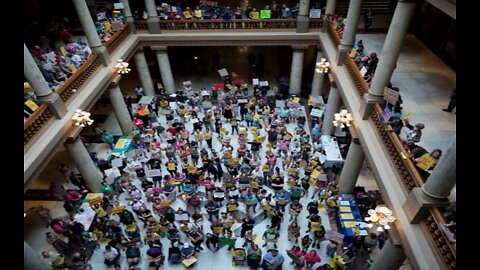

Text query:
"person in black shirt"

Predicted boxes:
[[270, 210, 283, 230], [241, 216, 255, 238], [205, 200, 220, 221], [206, 233, 220, 251], [307, 201, 320, 216]]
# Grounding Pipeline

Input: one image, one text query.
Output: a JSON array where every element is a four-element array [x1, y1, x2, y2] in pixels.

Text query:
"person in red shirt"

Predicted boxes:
[[58, 27, 73, 44]]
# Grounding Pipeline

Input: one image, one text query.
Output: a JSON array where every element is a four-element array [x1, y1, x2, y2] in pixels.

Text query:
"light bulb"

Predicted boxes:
[[376, 226, 384, 232], [367, 223, 373, 228], [384, 224, 391, 230]]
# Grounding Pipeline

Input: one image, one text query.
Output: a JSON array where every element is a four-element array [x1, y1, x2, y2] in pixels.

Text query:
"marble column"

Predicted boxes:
[[145, 0, 161, 34], [108, 77, 133, 134], [289, 45, 307, 95], [423, 135, 456, 199], [369, 240, 406, 270], [24, 43, 67, 119], [65, 136, 103, 192], [133, 49, 155, 96], [403, 135, 456, 223], [122, 0, 136, 33], [337, 0, 363, 65], [322, 83, 341, 135], [311, 50, 326, 97], [72, 0, 111, 66], [339, 138, 365, 194], [296, 0, 311, 33], [360, 0, 417, 119], [24, 242, 51, 270], [152, 46, 175, 94], [323, 0, 338, 32]]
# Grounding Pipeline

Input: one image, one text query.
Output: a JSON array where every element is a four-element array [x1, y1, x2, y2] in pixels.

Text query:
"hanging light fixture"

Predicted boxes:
[[333, 109, 353, 128], [316, 58, 331, 73], [364, 205, 396, 231], [72, 109, 94, 127], [115, 59, 131, 74]]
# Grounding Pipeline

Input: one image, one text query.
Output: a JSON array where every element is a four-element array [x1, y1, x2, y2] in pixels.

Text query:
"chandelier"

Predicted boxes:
[[115, 59, 131, 74], [333, 109, 353, 128], [316, 58, 331, 73], [72, 109, 94, 127], [364, 205, 396, 231]]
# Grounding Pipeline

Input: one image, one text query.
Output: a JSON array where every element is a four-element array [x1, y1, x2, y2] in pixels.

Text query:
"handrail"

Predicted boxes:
[[327, 21, 456, 268], [24, 104, 53, 147], [423, 208, 457, 269], [327, 22, 342, 46], [54, 54, 101, 102], [105, 24, 131, 54], [135, 18, 323, 31]]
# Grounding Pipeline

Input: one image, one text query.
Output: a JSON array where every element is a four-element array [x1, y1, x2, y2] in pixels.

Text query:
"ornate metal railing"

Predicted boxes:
[[135, 19, 323, 31], [24, 104, 53, 147], [327, 21, 456, 269]]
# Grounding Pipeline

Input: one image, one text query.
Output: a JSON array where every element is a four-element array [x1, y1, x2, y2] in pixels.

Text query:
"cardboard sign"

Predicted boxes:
[[111, 158, 123, 168], [260, 9, 271, 19], [384, 87, 400, 105], [175, 213, 189, 221], [69, 63, 77, 73], [259, 81, 269, 87], [25, 99, 38, 112], [293, 97, 300, 103], [309, 8, 322, 18], [311, 108, 324, 117], [325, 229, 345, 243], [252, 78, 259, 85], [111, 205, 126, 214], [218, 68, 228, 77], [227, 205, 238, 212], [147, 169, 161, 178], [311, 169, 321, 179], [182, 256, 197, 267], [201, 90, 210, 96]]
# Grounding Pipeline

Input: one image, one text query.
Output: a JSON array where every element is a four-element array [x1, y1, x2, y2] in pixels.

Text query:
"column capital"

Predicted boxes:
[[291, 45, 309, 50], [151, 46, 168, 51], [65, 126, 83, 144], [109, 74, 122, 88]]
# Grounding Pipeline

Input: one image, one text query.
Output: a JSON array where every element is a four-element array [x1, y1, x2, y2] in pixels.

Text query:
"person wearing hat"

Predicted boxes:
[[403, 119, 425, 144]]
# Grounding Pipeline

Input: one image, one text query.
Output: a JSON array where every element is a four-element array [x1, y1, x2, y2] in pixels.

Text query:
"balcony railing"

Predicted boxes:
[[135, 18, 323, 31], [24, 104, 53, 147], [24, 25, 132, 149], [326, 22, 456, 269]]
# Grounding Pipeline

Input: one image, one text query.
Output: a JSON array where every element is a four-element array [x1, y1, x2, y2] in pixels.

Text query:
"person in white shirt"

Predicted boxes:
[[134, 86, 144, 99], [103, 245, 120, 266]]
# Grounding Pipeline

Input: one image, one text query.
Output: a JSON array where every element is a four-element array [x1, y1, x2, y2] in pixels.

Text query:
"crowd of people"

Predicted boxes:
[[35, 76, 393, 270], [134, 1, 309, 21]]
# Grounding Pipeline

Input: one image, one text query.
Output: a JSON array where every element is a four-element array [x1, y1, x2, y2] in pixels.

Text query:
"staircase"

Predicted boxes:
[[335, 0, 396, 16]]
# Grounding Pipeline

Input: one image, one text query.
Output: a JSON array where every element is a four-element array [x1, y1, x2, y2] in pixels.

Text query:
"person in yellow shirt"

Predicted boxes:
[[183, 7, 193, 19], [415, 149, 442, 180], [194, 6, 203, 20], [194, 130, 203, 146], [204, 130, 213, 149], [251, 8, 260, 20]]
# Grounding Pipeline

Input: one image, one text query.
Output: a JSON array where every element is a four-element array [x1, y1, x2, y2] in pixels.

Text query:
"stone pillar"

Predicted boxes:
[[339, 138, 365, 194], [72, 0, 111, 66], [403, 135, 455, 223], [322, 83, 341, 135], [122, 0, 136, 34], [311, 50, 326, 97], [296, 0, 311, 33], [24, 44, 67, 119], [145, 0, 161, 34], [369, 240, 406, 270], [322, 0, 338, 32], [133, 49, 155, 96], [337, 0, 363, 65], [65, 136, 103, 192], [289, 45, 307, 95], [152, 46, 175, 94], [359, 0, 417, 119], [24, 242, 51, 270], [108, 76, 133, 134]]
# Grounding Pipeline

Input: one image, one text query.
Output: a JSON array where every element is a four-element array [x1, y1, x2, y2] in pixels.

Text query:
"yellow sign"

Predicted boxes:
[[182, 256, 197, 267], [308, 178, 317, 186], [25, 99, 38, 112], [339, 206, 352, 212], [227, 205, 238, 212], [340, 213, 354, 220], [343, 221, 358, 228], [111, 205, 126, 214], [194, 10, 202, 18], [293, 97, 300, 103], [60, 46, 67, 56], [69, 63, 77, 73], [311, 170, 321, 179], [115, 139, 128, 149], [250, 181, 259, 189], [167, 162, 176, 171]]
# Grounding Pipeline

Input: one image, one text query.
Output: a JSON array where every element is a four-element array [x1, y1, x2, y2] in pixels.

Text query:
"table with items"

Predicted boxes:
[[336, 194, 368, 245], [320, 135, 344, 168]]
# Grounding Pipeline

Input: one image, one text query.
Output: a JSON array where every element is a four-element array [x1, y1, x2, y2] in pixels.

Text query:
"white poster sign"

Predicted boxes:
[[218, 68, 228, 77], [309, 9, 322, 18], [147, 169, 162, 178], [383, 87, 400, 105], [325, 229, 345, 243], [111, 158, 123, 168]]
